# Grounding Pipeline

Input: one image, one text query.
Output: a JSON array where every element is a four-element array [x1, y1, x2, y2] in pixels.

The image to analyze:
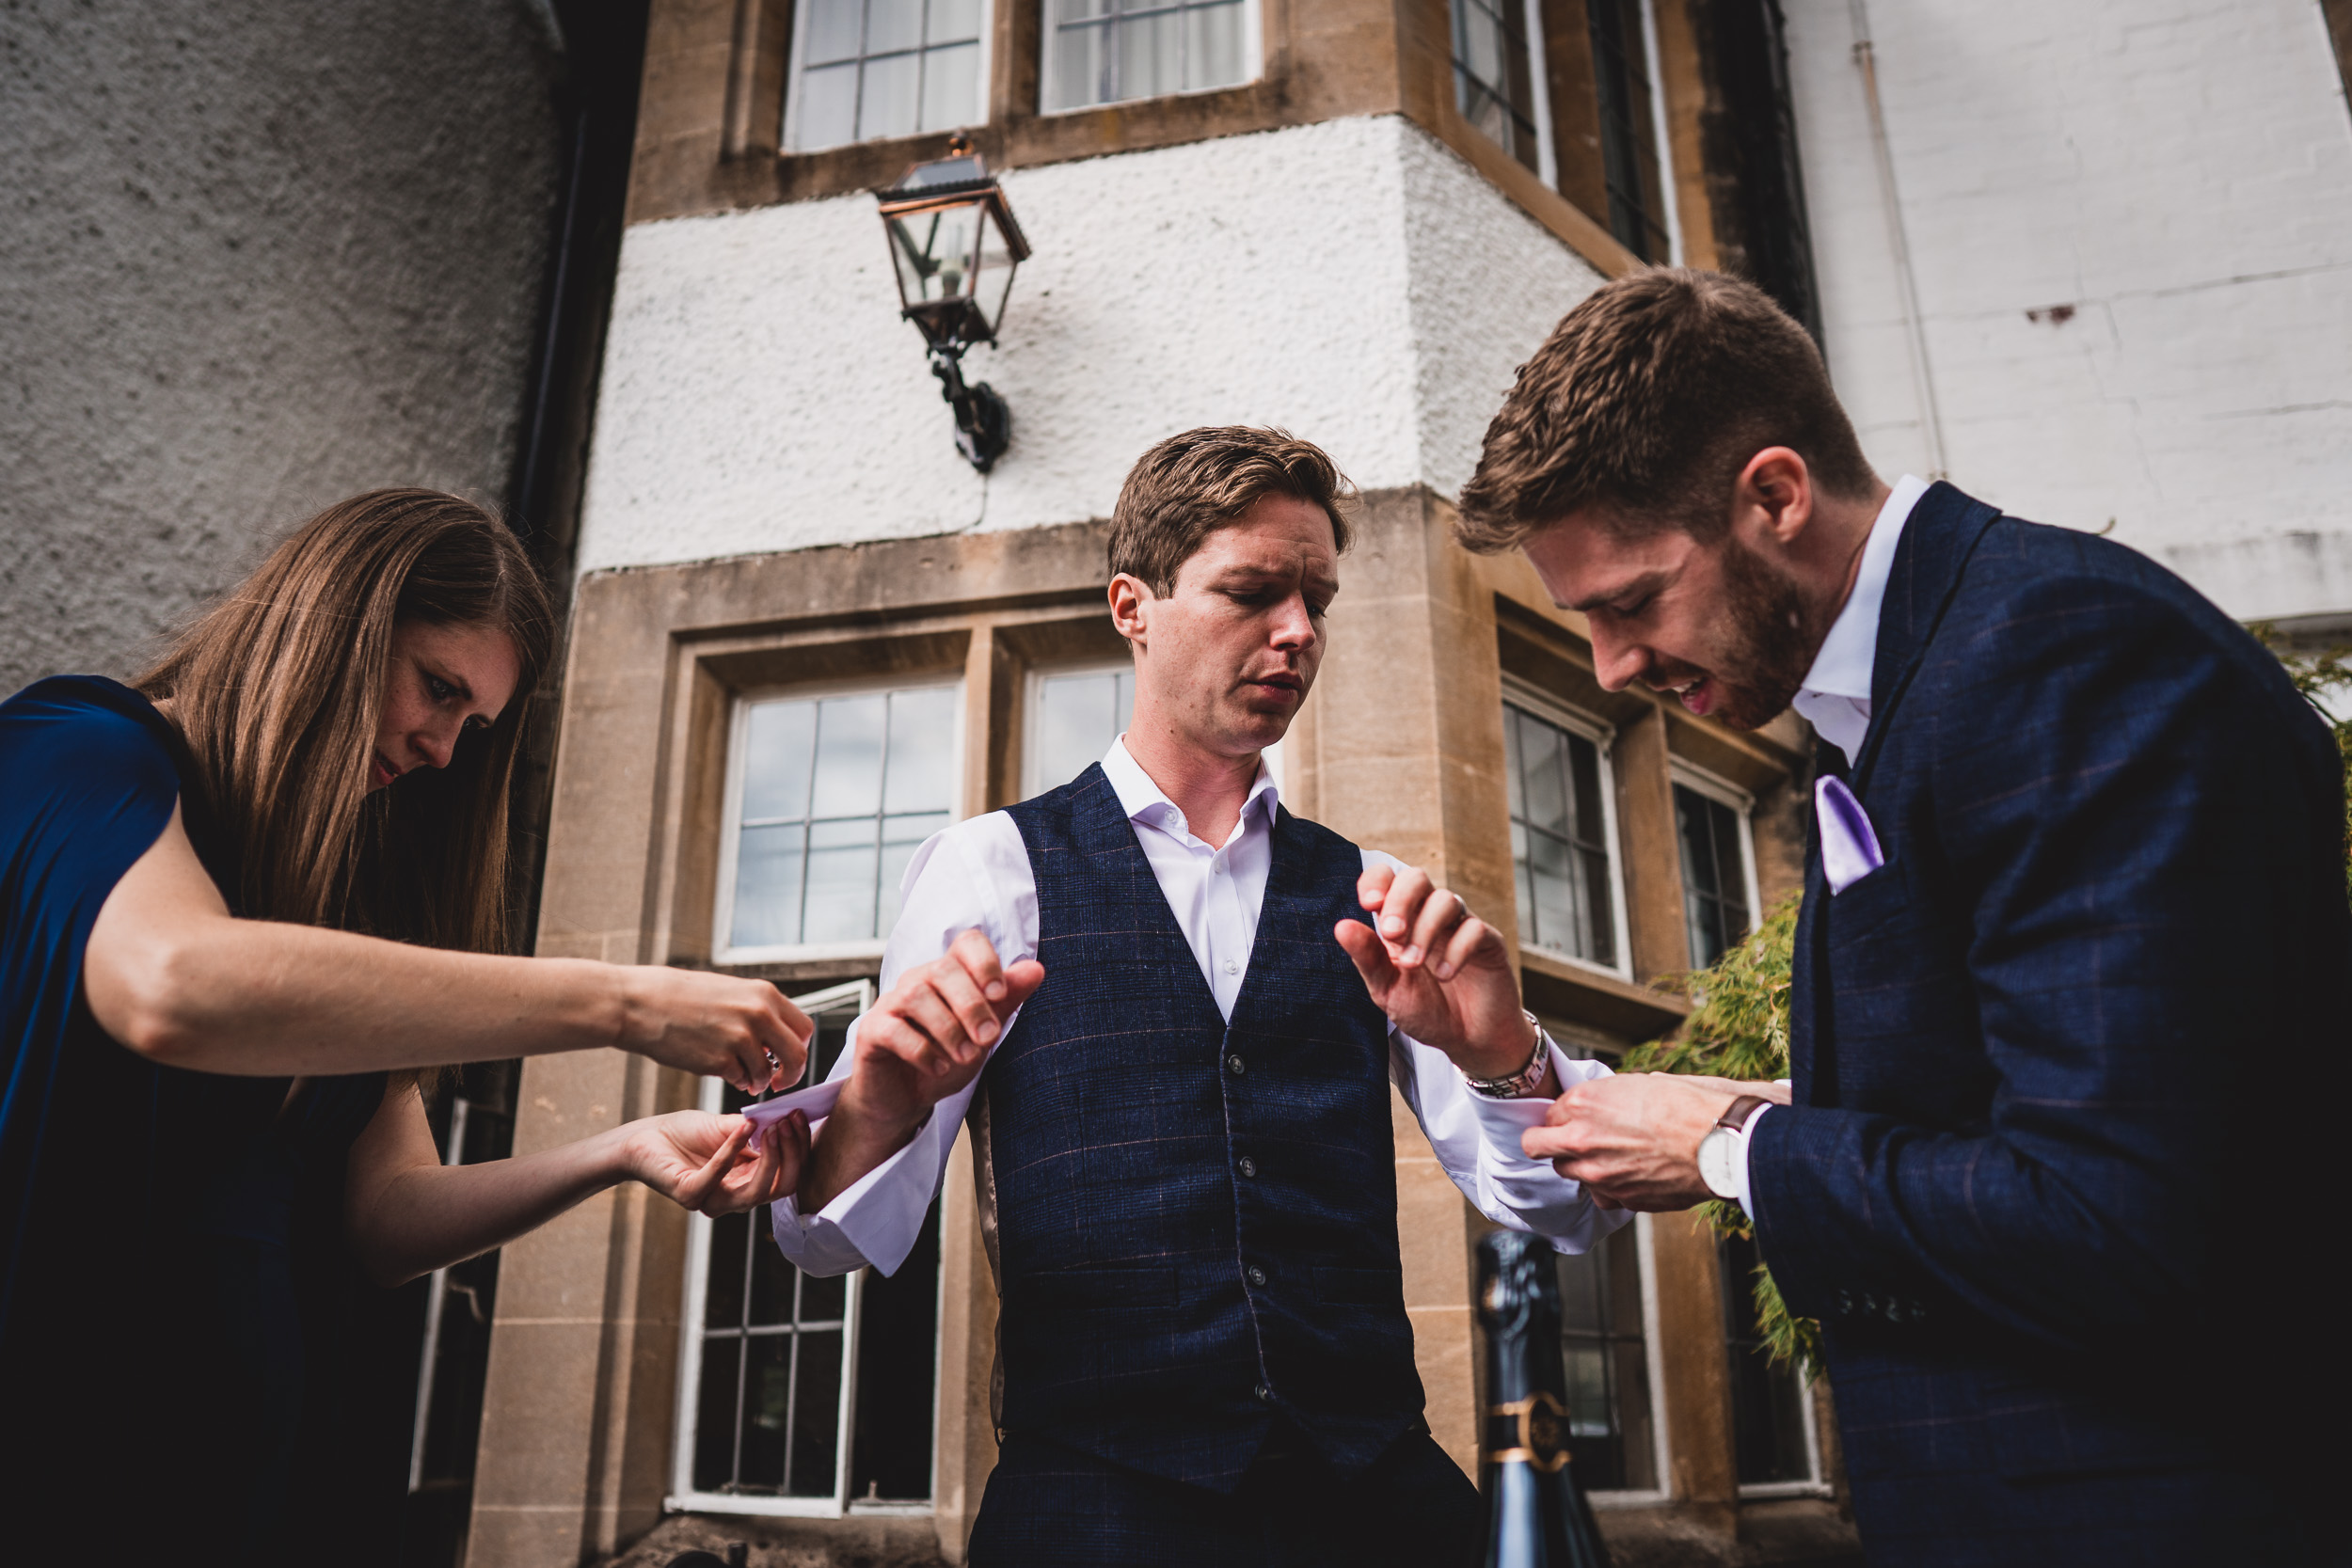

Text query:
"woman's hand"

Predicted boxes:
[[625, 1108, 811, 1216], [615, 968, 815, 1096]]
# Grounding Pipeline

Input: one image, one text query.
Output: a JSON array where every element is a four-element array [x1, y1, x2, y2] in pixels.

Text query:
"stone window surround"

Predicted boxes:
[[625, 0, 1748, 287], [465, 490, 1836, 1563]]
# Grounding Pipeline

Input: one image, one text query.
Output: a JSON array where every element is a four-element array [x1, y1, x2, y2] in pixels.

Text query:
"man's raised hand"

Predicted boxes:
[[851, 928, 1045, 1132], [1334, 862, 1539, 1084]]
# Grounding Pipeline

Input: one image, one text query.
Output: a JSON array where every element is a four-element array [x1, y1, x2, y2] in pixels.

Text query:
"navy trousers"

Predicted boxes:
[[968, 1426, 1483, 1568]]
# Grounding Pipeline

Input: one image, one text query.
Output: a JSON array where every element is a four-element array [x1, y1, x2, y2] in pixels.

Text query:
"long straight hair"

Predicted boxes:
[[138, 490, 556, 956]]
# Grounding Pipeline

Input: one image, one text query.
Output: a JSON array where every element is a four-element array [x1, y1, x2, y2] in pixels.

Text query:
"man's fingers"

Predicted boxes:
[[1377, 866, 1435, 949], [683, 1118, 749, 1206], [1356, 861, 1398, 915], [929, 960, 1002, 1054], [948, 927, 1009, 1002], [997, 958, 1046, 1010], [1430, 912, 1494, 982], [1334, 918, 1397, 992], [1406, 886, 1470, 971], [868, 1010, 956, 1078]]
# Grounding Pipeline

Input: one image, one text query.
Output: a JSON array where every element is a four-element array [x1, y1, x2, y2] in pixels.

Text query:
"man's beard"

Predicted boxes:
[[1705, 539, 1822, 731]]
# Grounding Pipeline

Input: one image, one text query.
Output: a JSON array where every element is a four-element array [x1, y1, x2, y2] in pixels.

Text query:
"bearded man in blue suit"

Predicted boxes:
[[1460, 270, 2343, 1566]]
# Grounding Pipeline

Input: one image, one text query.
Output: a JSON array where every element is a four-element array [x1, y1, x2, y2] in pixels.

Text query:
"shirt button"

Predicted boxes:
[[1226, 1054, 1246, 1075], [1253, 1384, 1273, 1403], [1212, 861, 1225, 875], [1237, 1156, 1257, 1178], [1246, 1265, 1267, 1287], [1223, 959, 1240, 975]]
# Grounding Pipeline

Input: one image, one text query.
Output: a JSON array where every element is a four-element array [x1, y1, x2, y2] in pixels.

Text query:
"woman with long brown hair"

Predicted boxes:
[[0, 491, 815, 1551]]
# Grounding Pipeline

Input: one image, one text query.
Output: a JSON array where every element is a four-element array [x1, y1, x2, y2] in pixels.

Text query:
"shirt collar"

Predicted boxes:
[[1796, 475, 1931, 704], [1100, 735, 1280, 846]]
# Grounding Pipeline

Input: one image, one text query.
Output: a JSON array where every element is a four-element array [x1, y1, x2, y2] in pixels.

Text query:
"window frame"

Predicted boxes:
[[1037, 0, 1265, 118], [669, 979, 948, 1519], [1581, 1212, 1675, 1507], [1667, 760, 1761, 966], [1449, 0, 1555, 181], [782, 0, 998, 154], [712, 673, 968, 968], [1501, 676, 1634, 983]]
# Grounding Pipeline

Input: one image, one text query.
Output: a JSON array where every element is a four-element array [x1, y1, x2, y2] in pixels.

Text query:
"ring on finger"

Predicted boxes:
[[1452, 892, 1470, 922]]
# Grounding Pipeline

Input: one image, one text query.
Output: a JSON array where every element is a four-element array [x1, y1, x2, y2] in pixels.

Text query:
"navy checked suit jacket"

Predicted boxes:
[[1747, 483, 2344, 1563]]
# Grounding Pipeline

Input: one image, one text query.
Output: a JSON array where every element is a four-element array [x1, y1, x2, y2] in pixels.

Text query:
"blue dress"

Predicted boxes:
[[0, 676, 386, 1549]]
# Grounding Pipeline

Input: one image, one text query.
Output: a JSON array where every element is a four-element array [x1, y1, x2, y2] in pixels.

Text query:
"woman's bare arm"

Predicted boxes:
[[83, 802, 808, 1091], [344, 1082, 812, 1286]]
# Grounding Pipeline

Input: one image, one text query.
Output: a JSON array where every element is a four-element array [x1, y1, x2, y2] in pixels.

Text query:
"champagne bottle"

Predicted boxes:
[[1477, 1230, 1614, 1568]]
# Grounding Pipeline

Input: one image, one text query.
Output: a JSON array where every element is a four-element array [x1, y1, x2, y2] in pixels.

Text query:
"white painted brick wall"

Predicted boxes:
[[1781, 0, 2352, 620], [574, 116, 1607, 576]]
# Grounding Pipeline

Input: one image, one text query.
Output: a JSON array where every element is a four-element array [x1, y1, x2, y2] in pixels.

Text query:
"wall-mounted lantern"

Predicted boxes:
[[877, 135, 1032, 473]]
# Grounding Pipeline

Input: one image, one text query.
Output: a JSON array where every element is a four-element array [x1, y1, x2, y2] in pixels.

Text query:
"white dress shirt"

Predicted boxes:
[[1734, 474, 1930, 1212], [771, 737, 1629, 1277]]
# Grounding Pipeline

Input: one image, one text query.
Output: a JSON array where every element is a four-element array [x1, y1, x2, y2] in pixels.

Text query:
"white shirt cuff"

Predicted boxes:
[[768, 1103, 946, 1278], [1733, 1101, 1773, 1218]]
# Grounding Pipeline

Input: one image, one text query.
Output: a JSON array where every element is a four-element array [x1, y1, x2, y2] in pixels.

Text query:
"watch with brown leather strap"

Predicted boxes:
[[1696, 1094, 1770, 1201]]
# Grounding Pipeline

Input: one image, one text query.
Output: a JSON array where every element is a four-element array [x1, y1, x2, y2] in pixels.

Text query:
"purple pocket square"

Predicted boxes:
[[1815, 776, 1885, 894]]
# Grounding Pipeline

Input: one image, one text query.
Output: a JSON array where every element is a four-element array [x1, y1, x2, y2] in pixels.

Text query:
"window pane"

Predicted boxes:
[[732, 823, 805, 950], [800, 1267, 849, 1326], [706, 1210, 752, 1329], [1723, 1231, 1814, 1485], [803, 0, 864, 62], [1518, 723, 1570, 836], [740, 1330, 797, 1489], [742, 700, 817, 823], [929, 0, 984, 43], [866, 0, 924, 55], [803, 816, 881, 942], [1049, 20, 1108, 109], [1116, 9, 1184, 100], [810, 695, 888, 819], [749, 1210, 797, 1326], [852, 1203, 943, 1500], [1032, 668, 1132, 793], [1184, 0, 1246, 89], [692, 1337, 745, 1491], [881, 810, 951, 930], [920, 40, 981, 129], [795, 60, 860, 150], [882, 686, 959, 814], [787, 1330, 847, 1495], [1556, 1224, 1653, 1491], [857, 50, 922, 141], [1451, 0, 1535, 170]]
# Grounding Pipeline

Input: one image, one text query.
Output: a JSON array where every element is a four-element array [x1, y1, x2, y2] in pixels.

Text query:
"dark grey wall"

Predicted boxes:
[[1, 2, 571, 692]]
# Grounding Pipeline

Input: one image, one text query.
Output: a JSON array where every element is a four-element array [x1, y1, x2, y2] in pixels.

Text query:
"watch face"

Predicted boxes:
[[1697, 1129, 1740, 1200]]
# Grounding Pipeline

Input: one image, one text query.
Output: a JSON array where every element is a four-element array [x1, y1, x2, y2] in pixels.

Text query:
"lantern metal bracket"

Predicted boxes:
[[926, 340, 1009, 473]]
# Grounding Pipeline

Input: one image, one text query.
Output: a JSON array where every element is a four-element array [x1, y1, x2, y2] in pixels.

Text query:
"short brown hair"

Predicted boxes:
[[1109, 426, 1355, 594], [1454, 269, 1876, 552]]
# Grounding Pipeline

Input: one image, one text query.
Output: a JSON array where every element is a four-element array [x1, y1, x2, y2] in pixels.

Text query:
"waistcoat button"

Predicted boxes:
[[1254, 1383, 1273, 1403], [1246, 1265, 1267, 1287], [1226, 1054, 1246, 1074], [1237, 1156, 1257, 1178]]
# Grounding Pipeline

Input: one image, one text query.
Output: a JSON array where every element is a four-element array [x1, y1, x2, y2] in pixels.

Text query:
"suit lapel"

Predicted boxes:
[[1848, 483, 2001, 795]]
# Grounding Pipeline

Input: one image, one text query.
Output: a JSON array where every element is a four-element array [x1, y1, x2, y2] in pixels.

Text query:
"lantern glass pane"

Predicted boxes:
[[975, 209, 1020, 335], [888, 202, 985, 309]]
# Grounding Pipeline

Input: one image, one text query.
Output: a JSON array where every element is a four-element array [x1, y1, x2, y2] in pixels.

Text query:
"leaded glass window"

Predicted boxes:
[[1042, 0, 1251, 112], [1586, 0, 1672, 261], [723, 682, 961, 958], [1452, 0, 1541, 171], [1674, 781, 1753, 968], [1722, 1229, 1821, 1490], [789, 0, 986, 151], [675, 984, 944, 1514], [1556, 1219, 1658, 1492], [1504, 700, 1621, 969]]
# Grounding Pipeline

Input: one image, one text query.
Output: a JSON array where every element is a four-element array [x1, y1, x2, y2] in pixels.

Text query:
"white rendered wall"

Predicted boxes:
[[573, 116, 1607, 575], [1780, 0, 2352, 622]]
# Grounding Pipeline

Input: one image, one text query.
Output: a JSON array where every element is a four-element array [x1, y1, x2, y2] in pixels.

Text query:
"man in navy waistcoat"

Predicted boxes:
[[771, 427, 1630, 1565], [1459, 270, 2342, 1564]]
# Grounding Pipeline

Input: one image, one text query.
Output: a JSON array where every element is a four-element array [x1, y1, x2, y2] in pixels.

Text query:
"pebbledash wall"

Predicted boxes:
[[1778, 0, 2352, 624], [573, 115, 1606, 576]]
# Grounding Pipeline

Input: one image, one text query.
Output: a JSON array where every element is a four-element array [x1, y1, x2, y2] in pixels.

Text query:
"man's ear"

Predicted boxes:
[[1735, 447, 1816, 547], [1107, 573, 1152, 647]]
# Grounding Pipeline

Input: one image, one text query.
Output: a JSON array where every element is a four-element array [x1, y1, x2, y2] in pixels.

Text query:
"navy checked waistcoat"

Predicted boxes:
[[986, 765, 1425, 1492]]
